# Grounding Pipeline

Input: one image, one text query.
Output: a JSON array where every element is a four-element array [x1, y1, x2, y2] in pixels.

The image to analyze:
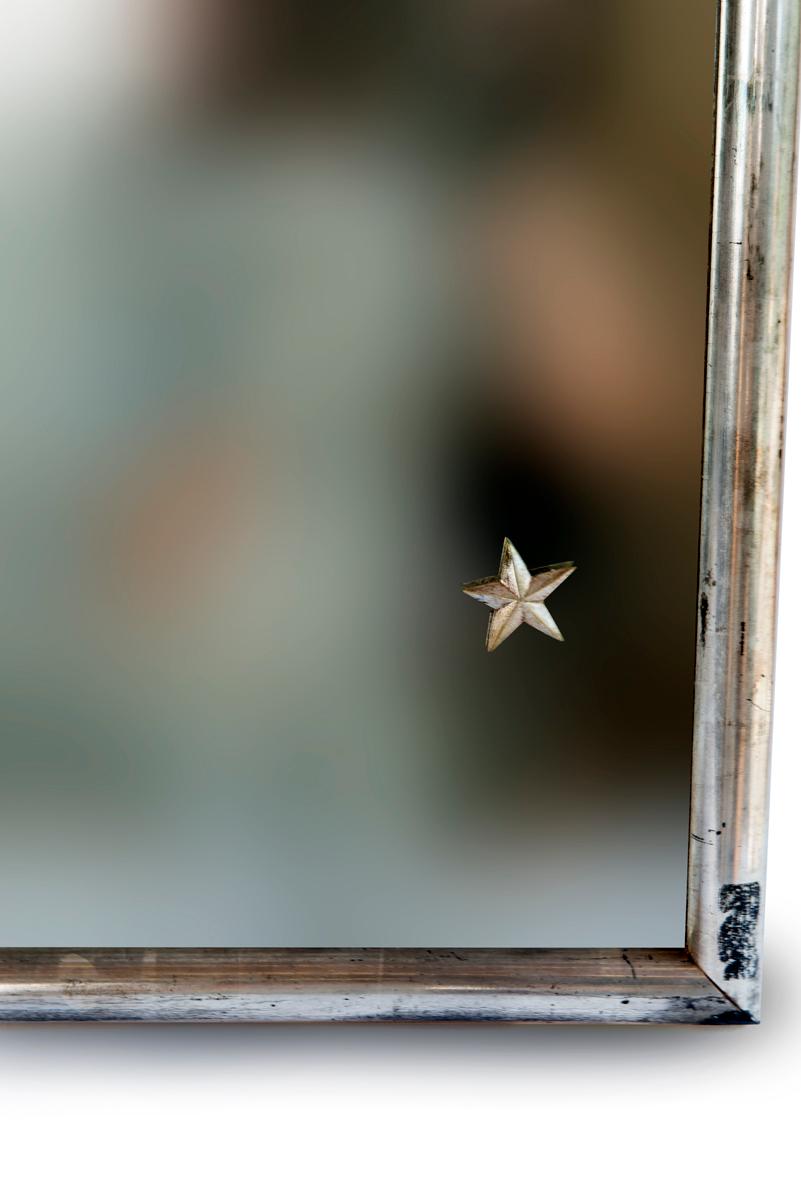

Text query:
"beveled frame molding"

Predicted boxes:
[[0, 0, 798, 1023]]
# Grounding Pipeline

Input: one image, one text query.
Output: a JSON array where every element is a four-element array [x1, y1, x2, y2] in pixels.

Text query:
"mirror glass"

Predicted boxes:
[[0, 0, 716, 944]]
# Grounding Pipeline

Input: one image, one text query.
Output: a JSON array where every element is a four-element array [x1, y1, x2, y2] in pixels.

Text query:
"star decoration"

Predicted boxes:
[[463, 538, 575, 652]]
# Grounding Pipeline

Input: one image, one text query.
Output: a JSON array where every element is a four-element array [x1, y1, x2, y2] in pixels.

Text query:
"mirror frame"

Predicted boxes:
[[1, 0, 798, 1024]]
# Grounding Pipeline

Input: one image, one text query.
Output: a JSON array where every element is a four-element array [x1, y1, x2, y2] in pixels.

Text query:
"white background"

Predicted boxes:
[[0, 8, 799, 1198]]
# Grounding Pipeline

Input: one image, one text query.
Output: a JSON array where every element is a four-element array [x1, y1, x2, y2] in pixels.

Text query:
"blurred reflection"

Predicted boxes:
[[0, 1, 715, 944]]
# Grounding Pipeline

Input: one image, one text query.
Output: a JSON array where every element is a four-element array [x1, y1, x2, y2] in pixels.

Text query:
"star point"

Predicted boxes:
[[463, 538, 575, 652]]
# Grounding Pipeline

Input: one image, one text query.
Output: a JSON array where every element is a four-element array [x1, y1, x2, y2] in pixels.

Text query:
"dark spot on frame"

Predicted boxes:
[[739, 621, 746, 656], [718, 883, 760, 980], [700, 1009, 756, 1025], [746, 80, 758, 114], [700, 592, 709, 644]]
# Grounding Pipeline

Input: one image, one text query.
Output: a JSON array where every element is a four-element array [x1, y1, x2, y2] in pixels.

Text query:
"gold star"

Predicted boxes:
[[463, 538, 576, 652]]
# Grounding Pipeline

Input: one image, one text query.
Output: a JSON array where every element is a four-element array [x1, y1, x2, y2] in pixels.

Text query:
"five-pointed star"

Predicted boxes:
[[462, 538, 576, 652]]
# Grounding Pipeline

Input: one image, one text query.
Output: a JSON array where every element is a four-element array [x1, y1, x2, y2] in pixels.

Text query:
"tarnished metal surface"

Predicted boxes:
[[687, 0, 800, 1018], [0, 948, 744, 1023]]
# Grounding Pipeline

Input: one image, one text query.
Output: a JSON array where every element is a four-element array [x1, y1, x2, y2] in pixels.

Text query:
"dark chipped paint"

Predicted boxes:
[[740, 621, 747, 656], [700, 1008, 756, 1025], [718, 883, 761, 981], [700, 592, 709, 644], [746, 79, 759, 114]]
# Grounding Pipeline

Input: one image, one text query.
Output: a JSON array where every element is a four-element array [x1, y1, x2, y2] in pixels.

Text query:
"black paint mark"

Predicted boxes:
[[739, 621, 746, 657], [701, 1008, 756, 1025], [718, 883, 760, 981], [700, 592, 709, 644]]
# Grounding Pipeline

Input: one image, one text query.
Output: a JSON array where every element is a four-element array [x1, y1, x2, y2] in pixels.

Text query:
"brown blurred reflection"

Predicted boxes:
[[0, 1, 715, 945]]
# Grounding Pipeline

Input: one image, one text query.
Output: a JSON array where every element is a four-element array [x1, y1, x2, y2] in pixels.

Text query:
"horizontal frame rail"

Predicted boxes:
[[0, 947, 747, 1023]]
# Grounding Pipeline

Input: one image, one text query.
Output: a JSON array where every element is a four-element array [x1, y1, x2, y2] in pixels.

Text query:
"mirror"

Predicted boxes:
[[0, 0, 716, 945]]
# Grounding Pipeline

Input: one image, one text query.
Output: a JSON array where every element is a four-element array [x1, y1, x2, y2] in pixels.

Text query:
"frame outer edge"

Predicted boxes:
[[688, 0, 801, 1019]]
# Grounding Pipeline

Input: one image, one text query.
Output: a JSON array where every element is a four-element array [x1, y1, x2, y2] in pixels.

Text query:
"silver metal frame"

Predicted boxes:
[[0, 0, 797, 1023], [688, 0, 800, 1022]]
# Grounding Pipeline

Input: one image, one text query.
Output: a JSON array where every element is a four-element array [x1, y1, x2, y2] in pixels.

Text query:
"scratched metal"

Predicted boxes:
[[687, 0, 800, 1020], [0, 948, 746, 1023]]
